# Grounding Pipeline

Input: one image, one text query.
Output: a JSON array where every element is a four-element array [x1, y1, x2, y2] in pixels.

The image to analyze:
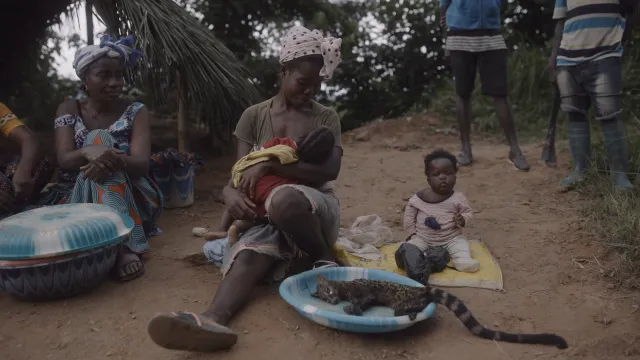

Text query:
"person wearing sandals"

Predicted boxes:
[[147, 25, 343, 352], [440, 0, 530, 170], [39, 35, 163, 282]]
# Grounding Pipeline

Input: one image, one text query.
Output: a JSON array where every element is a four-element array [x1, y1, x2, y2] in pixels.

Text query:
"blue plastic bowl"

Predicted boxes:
[[279, 267, 437, 333]]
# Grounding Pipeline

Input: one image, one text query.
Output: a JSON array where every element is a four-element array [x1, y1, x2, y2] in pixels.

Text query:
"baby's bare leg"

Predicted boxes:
[[233, 220, 254, 235], [446, 236, 480, 273], [227, 220, 254, 246]]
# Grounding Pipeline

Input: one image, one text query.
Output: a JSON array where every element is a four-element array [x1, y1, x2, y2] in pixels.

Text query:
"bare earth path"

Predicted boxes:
[[2, 115, 640, 360]]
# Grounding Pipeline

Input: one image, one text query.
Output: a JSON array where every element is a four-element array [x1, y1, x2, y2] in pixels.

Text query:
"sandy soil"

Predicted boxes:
[[2, 114, 640, 360]]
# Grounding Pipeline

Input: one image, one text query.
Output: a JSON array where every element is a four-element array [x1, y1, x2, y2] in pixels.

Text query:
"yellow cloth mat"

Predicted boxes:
[[231, 145, 298, 188], [333, 240, 503, 290]]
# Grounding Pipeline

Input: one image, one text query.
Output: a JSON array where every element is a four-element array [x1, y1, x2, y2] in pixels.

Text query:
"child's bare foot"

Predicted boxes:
[[227, 224, 239, 246], [203, 230, 228, 241]]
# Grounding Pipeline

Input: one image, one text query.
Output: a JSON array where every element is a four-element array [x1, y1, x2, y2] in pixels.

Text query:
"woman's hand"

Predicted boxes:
[[82, 145, 126, 175], [80, 162, 109, 184], [12, 164, 35, 202], [222, 186, 256, 220], [238, 161, 271, 199]]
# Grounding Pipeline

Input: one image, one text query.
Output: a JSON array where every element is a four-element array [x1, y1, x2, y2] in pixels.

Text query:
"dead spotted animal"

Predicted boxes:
[[311, 276, 568, 349]]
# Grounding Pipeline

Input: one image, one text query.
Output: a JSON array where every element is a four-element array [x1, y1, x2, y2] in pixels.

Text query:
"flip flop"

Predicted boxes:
[[148, 311, 238, 352], [312, 260, 339, 269]]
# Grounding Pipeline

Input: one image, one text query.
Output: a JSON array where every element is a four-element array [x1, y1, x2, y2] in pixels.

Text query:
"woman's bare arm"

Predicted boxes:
[[7, 126, 40, 176], [55, 101, 89, 170]]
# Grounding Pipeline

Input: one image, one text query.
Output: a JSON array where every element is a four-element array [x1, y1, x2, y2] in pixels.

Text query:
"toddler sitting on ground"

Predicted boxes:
[[206, 126, 335, 245], [396, 149, 480, 284]]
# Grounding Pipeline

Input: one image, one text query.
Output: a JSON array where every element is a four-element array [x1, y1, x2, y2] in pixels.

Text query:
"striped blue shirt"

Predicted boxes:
[[553, 0, 626, 66]]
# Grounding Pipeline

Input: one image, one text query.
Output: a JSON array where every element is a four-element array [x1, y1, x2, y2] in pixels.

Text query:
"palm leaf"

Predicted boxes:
[[92, 0, 261, 144]]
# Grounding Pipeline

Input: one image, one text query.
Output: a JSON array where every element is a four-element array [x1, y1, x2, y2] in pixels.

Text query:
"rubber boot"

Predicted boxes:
[[395, 243, 430, 284], [560, 119, 591, 190], [602, 118, 633, 190]]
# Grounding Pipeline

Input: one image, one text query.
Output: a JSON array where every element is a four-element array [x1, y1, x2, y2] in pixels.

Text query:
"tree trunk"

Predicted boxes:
[[86, 0, 94, 45], [176, 71, 187, 153]]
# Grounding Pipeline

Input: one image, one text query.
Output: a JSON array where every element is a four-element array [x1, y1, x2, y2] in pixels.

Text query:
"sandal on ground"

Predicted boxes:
[[110, 251, 145, 282], [148, 311, 238, 352], [312, 260, 339, 269]]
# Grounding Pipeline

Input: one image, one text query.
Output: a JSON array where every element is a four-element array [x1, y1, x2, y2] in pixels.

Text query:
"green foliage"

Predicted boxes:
[[185, 0, 565, 132], [4, 29, 80, 132]]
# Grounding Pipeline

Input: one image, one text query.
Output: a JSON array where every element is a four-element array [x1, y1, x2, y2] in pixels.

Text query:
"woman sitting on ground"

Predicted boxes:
[[0, 103, 54, 219], [148, 25, 344, 353], [40, 35, 163, 282]]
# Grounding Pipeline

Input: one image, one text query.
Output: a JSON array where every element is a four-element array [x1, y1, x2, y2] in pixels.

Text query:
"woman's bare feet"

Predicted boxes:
[[111, 250, 145, 282]]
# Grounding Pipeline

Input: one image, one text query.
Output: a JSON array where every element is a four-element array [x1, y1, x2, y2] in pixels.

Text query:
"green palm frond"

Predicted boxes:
[[92, 0, 261, 143]]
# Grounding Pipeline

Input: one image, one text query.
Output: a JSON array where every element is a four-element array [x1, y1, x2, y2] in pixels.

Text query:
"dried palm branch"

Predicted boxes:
[[92, 0, 261, 144]]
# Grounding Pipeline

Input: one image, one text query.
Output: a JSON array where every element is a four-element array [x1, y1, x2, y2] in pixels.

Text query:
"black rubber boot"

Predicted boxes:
[[560, 118, 591, 190], [395, 243, 430, 285], [602, 118, 633, 190]]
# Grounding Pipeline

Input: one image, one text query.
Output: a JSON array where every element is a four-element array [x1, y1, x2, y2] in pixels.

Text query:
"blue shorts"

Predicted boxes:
[[556, 56, 622, 121]]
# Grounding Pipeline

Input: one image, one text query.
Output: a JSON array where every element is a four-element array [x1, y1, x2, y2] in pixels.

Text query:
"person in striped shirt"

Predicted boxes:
[[440, 0, 529, 171], [549, 0, 640, 191]]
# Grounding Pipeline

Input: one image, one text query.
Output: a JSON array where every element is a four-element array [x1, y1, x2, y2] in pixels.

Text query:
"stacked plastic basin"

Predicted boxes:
[[0, 203, 134, 301]]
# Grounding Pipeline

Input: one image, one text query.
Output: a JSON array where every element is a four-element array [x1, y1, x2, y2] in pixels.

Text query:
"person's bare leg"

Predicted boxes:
[[202, 251, 276, 325], [148, 251, 275, 352], [457, 95, 473, 166], [268, 188, 335, 263], [493, 96, 530, 171]]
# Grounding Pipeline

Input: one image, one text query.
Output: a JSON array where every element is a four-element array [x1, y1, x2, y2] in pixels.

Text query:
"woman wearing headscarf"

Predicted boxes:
[[0, 103, 53, 218], [40, 35, 163, 282], [148, 25, 344, 352]]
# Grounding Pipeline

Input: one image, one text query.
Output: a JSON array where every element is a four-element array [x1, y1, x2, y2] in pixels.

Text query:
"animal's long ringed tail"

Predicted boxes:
[[427, 288, 568, 349]]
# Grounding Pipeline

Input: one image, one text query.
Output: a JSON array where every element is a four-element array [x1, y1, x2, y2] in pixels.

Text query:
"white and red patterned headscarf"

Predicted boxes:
[[279, 26, 342, 80]]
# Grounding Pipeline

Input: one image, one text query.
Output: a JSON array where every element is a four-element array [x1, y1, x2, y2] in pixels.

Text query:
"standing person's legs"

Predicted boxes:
[[556, 65, 592, 191], [478, 50, 529, 171], [449, 51, 477, 166], [587, 57, 632, 190]]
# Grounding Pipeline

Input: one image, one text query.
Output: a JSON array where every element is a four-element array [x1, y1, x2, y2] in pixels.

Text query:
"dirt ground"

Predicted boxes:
[[2, 114, 640, 360]]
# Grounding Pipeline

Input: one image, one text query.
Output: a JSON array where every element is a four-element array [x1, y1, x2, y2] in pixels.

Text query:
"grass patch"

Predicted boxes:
[[579, 110, 640, 281]]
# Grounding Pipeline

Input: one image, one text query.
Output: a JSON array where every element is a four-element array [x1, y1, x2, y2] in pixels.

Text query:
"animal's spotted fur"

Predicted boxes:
[[311, 276, 568, 349]]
